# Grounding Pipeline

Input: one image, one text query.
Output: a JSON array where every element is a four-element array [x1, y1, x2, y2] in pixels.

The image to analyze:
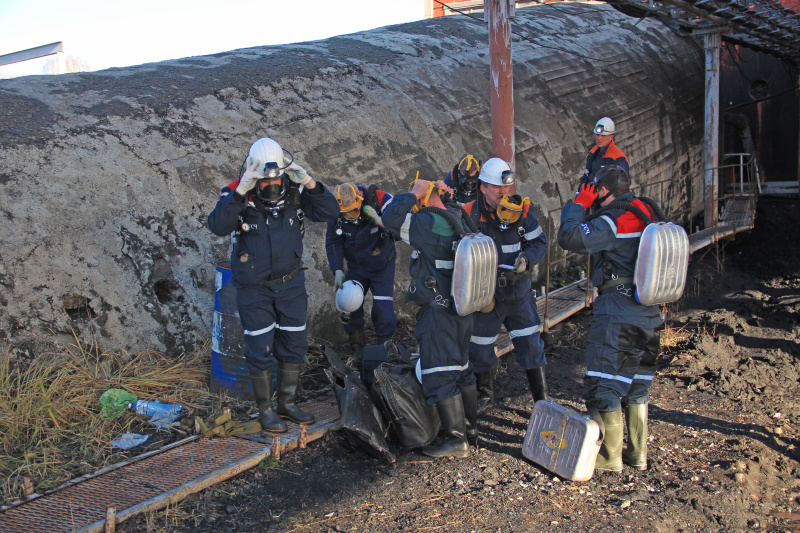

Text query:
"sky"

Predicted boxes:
[[0, 0, 426, 78]]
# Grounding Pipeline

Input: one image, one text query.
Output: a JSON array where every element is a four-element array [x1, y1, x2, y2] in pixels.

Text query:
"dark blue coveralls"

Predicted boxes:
[[579, 140, 629, 189], [324, 187, 397, 338], [382, 193, 475, 404], [444, 168, 478, 205], [208, 178, 340, 372], [557, 191, 663, 412], [463, 198, 549, 373]]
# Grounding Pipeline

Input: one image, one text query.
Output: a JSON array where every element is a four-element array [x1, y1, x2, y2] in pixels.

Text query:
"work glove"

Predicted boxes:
[[513, 253, 528, 273], [235, 157, 262, 196], [363, 205, 384, 227], [286, 162, 312, 186], [575, 183, 598, 210], [335, 270, 345, 289]]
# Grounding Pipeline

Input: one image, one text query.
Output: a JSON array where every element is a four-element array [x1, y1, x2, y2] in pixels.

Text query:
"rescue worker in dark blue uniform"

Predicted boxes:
[[557, 165, 662, 472], [325, 183, 397, 363], [382, 178, 478, 459], [443, 153, 482, 204], [462, 158, 550, 415], [208, 137, 340, 433], [578, 117, 629, 189]]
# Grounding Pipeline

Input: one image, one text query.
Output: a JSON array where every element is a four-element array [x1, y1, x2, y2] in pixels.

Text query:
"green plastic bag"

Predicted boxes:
[[99, 388, 138, 418]]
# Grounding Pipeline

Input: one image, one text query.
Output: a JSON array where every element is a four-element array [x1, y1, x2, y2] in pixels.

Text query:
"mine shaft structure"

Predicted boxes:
[[594, 0, 800, 225]]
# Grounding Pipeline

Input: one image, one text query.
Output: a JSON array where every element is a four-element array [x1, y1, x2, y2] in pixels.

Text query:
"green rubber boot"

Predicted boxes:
[[249, 369, 288, 433], [623, 403, 648, 470], [422, 394, 470, 459], [276, 362, 316, 425], [595, 409, 623, 472]]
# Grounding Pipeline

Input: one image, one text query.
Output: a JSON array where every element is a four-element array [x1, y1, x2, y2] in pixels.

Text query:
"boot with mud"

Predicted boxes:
[[475, 367, 497, 417], [525, 366, 549, 403], [458, 383, 479, 447], [422, 393, 470, 459], [249, 368, 288, 433], [346, 327, 366, 368], [623, 403, 648, 470], [595, 409, 624, 472], [276, 362, 316, 425]]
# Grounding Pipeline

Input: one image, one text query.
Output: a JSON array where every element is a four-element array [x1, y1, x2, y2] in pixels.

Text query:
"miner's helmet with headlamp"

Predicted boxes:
[[455, 153, 482, 194], [336, 183, 364, 221], [593, 117, 616, 136], [245, 137, 294, 205], [478, 157, 514, 187]]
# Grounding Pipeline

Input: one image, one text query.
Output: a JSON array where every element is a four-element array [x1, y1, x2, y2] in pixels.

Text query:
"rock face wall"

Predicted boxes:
[[0, 4, 704, 359]]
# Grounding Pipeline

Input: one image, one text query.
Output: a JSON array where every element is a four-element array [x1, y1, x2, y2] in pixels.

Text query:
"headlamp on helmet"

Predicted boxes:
[[497, 194, 529, 226], [478, 157, 514, 187], [336, 183, 364, 221], [593, 117, 616, 135]]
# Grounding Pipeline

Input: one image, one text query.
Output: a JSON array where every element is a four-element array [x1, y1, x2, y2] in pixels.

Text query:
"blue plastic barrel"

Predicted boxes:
[[211, 261, 252, 398]]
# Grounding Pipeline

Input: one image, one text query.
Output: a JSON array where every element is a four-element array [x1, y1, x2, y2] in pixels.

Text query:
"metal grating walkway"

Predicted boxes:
[[0, 397, 341, 533]]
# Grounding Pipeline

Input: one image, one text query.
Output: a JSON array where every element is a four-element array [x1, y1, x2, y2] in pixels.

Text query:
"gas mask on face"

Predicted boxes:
[[496, 194, 529, 228], [336, 183, 363, 221], [255, 163, 288, 213]]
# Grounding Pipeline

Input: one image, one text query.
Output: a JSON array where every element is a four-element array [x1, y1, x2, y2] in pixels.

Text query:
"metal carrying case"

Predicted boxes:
[[634, 222, 690, 306], [451, 233, 498, 316], [522, 400, 601, 482]]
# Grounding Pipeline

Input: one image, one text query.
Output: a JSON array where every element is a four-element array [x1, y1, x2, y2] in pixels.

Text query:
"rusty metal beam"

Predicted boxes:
[[487, 0, 516, 174]]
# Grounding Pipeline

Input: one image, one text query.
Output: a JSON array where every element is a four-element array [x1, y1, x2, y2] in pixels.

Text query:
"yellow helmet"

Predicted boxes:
[[336, 183, 363, 221]]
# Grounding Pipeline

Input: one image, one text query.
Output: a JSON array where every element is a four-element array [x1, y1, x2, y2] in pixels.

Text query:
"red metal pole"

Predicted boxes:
[[488, 0, 515, 183]]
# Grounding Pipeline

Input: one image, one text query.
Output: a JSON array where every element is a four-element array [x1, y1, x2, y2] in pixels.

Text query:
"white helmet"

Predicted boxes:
[[335, 280, 364, 313], [593, 117, 615, 135], [248, 137, 285, 172], [478, 157, 514, 186]]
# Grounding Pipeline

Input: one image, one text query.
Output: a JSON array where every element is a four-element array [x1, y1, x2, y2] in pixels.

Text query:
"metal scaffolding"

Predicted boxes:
[[607, 0, 800, 60]]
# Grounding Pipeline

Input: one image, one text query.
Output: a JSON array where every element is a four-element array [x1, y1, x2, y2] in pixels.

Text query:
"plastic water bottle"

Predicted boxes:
[[132, 400, 183, 417]]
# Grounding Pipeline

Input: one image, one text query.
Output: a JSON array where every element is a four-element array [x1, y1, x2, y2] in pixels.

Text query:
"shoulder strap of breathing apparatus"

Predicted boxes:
[[583, 196, 665, 225]]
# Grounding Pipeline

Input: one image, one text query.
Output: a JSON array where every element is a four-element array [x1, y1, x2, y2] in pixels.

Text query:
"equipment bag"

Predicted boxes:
[[370, 342, 440, 449], [360, 342, 413, 391], [588, 197, 689, 306], [323, 344, 395, 463]]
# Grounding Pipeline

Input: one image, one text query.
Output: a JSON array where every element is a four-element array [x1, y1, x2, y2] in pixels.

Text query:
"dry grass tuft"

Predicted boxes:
[[0, 332, 213, 506], [660, 322, 691, 350]]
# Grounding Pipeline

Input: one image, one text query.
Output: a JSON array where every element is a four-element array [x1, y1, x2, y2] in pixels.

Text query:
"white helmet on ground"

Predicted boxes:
[[478, 157, 514, 186], [248, 138, 285, 173], [593, 117, 616, 135], [335, 280, 365, 313]]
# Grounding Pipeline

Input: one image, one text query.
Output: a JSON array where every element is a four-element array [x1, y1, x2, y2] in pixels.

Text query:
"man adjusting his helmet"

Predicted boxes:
[[208, 137, 339, 433], [558, 165, 662, 473], [462, 158, 550, 415]]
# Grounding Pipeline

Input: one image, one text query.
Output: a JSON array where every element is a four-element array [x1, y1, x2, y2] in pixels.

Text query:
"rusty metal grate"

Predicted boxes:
[[0, 395, 341, 533]]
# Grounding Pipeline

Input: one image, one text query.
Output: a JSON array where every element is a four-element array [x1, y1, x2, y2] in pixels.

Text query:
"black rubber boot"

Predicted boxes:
[[623, 403, 648, 470], [458, 383, 479, 447], [348, 327, 366, 361], [595, 409, 624, 472], [422, 393, 470, 459], [249, 369, 288, 433], [525, 366, 549, 403], [475, 368, 497, 417], [276, 362, 316, 425]]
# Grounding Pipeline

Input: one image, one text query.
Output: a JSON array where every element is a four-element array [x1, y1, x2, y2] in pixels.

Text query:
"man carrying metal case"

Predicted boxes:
[[382, 178, 478, 459], [208, 137, 340, 433], [462, 158, 550, 415], [325, 182, 397, 365], [557, 165, 662, 472]]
